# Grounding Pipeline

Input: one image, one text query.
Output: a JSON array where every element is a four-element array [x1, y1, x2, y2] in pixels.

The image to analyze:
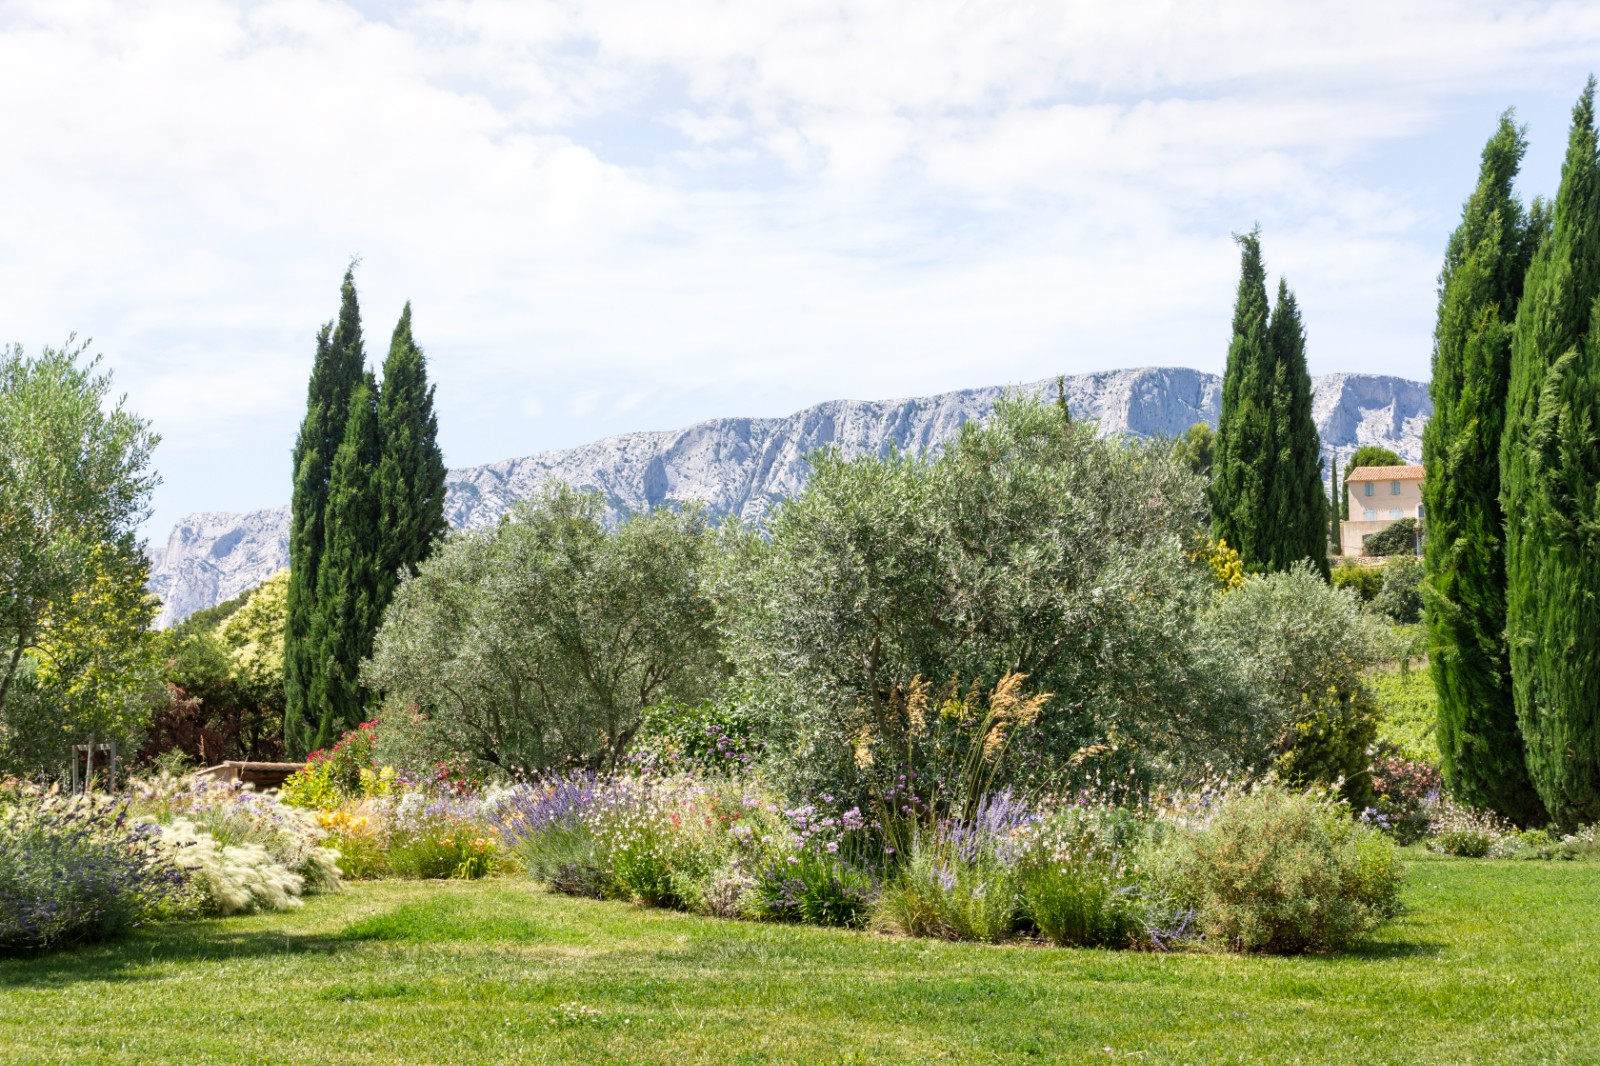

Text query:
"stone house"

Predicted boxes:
[[1340, 465, 1424, 557]]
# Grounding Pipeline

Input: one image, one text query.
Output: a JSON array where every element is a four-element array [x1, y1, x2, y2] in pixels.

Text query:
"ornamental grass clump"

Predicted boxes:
[[154, 818, 309, 915], [0, 790, 187, 953], [130, 775, 342, 894], [1160, 784, 1402, 954]]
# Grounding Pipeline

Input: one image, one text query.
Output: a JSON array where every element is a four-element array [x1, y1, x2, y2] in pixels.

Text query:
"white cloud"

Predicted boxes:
[[2, 0, 1597, 537]]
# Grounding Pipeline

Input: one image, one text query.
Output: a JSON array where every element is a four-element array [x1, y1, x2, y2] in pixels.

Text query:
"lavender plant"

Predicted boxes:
[[1, 791, 187, 952], [875, 791, 1032, 941]]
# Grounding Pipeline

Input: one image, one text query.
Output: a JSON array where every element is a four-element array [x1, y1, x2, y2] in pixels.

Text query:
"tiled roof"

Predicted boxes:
[[1347, 465, 1424, 481]]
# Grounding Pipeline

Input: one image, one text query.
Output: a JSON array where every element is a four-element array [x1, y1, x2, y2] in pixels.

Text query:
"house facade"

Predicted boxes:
[[1340, 465, 1424, 557]]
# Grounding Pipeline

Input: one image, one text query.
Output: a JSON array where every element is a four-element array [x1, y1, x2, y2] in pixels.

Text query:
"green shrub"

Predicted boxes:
[[1364, 519, 1419, 557], [1274, 687, 1380, 810], [1369, 666, 1438, 764], [1377, 558, 1424, 624], [279, 721, 378, 810], [1163, 785, 1403, 954], [630, 700, 764, 777], [1330, 561, 1383, 603], [1203, 564, 1390, 786]]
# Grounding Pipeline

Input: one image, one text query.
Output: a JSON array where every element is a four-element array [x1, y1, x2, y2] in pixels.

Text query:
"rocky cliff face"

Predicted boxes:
[[148, 505, 291, 627], [148, 367, 1430, 626]]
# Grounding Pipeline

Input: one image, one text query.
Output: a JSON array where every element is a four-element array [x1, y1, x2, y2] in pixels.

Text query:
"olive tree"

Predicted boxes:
[[364, 484, 724, 775], [724, 395, 1246, 797], [1201, 564, 1393, 804], [0, 341, 160, 773]]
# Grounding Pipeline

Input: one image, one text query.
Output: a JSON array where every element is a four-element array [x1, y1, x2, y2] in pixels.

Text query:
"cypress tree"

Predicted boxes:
[[1265, 280, 1330, 577], [375, 303, 448, 610], [1425, 113, 1546, 824], [1503, 79, 1600, 825], [1211, 230, 1275, 565], [308, 373, 383, 750], [284, 268, 366, 754], [1211, 231, 1327, 573], [1329, 453, 1341, 554]]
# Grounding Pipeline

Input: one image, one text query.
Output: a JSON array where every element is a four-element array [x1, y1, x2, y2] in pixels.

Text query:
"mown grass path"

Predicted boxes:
[[2, 854, 1597, 1064]]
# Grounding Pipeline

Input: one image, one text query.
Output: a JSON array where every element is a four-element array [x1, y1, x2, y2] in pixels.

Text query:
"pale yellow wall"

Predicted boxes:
[[1341, 475, 1423, 556], [1347, 477, 1422, 524]]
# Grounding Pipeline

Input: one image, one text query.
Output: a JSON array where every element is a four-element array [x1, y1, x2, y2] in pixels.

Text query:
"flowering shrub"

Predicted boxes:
[[1427, 798, 1514, 858], [498, 773, 608, 896], [1364, 749, 1441, 844], [279, 721, 379, 809], [315, 807, 386, 879], [383, 792, 502, 879], [1159, 784, 1403, 954], [748, 848, 876, 928], [1016, 805, 1153, 949], [1, 789, 187, 952]]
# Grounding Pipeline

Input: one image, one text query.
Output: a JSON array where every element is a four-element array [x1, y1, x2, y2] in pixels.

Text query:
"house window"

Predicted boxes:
[[1363, 509, 1377, 520], [1391, 481, 1401, 495], [1418, 503, 1425, 519], [1364, 482, 1374, 497], [1390, 508, 1403, 520]]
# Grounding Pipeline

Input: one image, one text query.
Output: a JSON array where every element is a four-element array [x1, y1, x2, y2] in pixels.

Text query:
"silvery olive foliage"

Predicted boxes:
[[721, 396, 1250, 796], [1199, 563, 1393, 801], [364, 484, 724, 776]]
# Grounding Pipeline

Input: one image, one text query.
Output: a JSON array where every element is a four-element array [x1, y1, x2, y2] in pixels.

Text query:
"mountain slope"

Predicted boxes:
[[149, 367, 1430, 626]]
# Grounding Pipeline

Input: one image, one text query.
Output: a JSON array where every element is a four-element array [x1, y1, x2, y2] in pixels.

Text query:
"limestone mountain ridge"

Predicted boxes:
[[148, 366, 1431, 626]]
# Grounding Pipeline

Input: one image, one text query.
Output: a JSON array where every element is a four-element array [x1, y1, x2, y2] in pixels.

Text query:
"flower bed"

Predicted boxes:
[[496, 772, 1406, 955]]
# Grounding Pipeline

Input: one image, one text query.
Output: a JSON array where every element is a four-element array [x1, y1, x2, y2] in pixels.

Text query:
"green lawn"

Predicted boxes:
[[3, 854, 1597, 1065]]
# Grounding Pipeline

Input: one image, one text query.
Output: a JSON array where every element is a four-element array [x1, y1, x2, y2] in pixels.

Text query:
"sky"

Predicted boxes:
[[4, 1, 1600, 542]]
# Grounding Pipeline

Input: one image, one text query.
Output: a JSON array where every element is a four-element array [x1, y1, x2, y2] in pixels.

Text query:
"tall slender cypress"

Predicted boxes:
[[308, 373, 383, 750], [285, 268, 366, 754], [1211, 231, 1275, 565], [1329, 453, 1341, 553], [375, 303, 448, 610], [1425, 113, 1546, 824], [1503, 79, 1600, 825], [1265, 280, 1329, 577], [1211, 231, 1327, 573]]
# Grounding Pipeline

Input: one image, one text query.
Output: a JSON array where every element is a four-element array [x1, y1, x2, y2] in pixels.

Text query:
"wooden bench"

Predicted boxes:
[[194, 761, 306, 791]]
